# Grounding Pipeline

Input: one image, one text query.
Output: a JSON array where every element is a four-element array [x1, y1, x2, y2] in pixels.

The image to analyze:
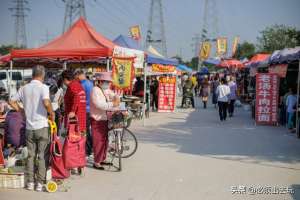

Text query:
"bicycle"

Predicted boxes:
[[107, 111, 138, 171]]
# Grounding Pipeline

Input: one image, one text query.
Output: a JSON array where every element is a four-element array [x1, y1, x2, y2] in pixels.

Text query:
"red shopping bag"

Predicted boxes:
[[50, 135, 70, 179], [63, 120, 86, 169]]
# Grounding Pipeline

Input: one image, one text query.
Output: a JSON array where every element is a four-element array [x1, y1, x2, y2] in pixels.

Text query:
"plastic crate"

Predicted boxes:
[[0, 172, 24, 189]]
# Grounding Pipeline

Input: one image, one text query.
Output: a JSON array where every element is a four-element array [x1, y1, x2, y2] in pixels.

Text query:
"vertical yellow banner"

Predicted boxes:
[[232, 36, 240, 57], [129, 25, 141, 40], [217, 37, 227, 56], [199, 41, 211, 60], [112, 57, 135, 91]]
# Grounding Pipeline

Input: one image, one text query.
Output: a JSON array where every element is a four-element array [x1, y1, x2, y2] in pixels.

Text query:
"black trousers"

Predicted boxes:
[[228, 100, 236, 116], [218, 101, 228, 121], [86, 112, 93, 156]]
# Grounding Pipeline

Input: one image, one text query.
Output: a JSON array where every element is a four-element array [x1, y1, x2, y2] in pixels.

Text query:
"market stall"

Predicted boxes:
[[269, 47, 300, 137]]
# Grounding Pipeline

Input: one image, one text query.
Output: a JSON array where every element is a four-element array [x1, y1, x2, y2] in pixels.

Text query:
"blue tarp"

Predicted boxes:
[[203, 57, 221, 66], [113, 35, 178, 66], [177, 64, 193, 72], [113, 35, 143, 50], [269, 47, 300, 65]]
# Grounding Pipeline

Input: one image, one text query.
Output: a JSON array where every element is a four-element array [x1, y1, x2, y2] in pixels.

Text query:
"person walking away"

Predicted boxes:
[[62, 70, 86, 175], [90, 72, 120, 170], [200, 77, 210, 109], [74, 69, 94, 158], [9, 65, 55, 192], [286, 87, 297, 133], [228, 76, 238, 117], [216, 78, 230, 121], [133, 77, 144, 98], [211, 76, 220, 108], [181, 75, 195, 108]]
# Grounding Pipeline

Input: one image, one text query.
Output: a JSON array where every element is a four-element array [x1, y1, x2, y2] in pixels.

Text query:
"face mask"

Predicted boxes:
[[101, 82, 110, 90]]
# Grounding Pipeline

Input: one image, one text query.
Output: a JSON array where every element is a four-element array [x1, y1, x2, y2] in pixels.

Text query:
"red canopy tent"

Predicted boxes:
[[11, 17, 115, 60], [249, 53, 270, 63], [218, 59, 244, 68]]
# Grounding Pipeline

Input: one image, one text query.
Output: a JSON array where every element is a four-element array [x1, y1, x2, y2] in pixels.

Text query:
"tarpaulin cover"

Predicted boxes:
[[269, 47, 300, 65], [203, 57, 221, 66], [177, 64, 193, 72], [246, 53, 270, 68], [113, 35, 143, 51], [113, 35, 178, 66], [11, 17, 115, 59], [218, 59, 244, 68]]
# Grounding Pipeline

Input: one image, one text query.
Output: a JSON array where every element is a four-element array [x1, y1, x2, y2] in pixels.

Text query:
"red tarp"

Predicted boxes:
[[11, 17, 115, 60], [218, 59, 244, 68], [0, 54, 11, 64], [249, 53, 270, 63]]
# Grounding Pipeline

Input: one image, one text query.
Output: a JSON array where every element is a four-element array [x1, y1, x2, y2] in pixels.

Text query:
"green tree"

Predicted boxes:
[[257, 24, 300, 53], [234, 41, 256, 59], [0, 45, 19, 55]]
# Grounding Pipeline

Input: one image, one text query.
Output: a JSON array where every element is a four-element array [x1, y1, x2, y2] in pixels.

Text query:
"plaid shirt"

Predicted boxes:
[[64, 80, 86, 132]]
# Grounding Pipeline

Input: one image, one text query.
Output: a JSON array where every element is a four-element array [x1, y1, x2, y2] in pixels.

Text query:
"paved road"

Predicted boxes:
[[1, 100, 300, 200]]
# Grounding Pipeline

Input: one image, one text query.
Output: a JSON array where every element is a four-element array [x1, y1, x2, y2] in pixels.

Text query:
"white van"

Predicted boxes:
[[0, 70, 32, 96]]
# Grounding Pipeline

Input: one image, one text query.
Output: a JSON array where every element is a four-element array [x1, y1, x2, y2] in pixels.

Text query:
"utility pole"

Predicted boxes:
[[198, 0, 218, 71], [9, 0, 30, 48], [62, 0, 86, 33], [191, 34, 201, 58], [146, 0, 167, 57]]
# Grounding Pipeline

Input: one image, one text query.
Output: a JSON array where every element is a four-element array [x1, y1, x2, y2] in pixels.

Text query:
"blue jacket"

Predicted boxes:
[[81, 79, 94, 113]]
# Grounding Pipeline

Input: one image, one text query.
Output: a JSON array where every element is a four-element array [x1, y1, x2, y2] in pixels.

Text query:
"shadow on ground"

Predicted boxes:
[[135, 103, 300, 169]]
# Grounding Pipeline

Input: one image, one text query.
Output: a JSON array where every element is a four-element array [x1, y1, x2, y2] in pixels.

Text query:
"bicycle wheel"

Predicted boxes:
[[121, 128, 138, 158]]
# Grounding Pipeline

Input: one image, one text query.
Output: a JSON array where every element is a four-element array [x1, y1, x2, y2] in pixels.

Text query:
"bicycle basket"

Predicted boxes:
[[111, 111, 125, 128]]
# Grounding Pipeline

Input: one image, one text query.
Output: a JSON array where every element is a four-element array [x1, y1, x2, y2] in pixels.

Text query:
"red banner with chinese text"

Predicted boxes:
[[158, 76, 176, 112], [255, 73, 279, 125]]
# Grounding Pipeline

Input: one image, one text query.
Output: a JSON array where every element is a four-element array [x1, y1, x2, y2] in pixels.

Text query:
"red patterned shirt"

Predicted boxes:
[[64, 80, 86, 132]]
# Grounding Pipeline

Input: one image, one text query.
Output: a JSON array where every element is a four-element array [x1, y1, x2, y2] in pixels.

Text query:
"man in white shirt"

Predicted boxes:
[[216, 77, 231, 121], [9, 65, 54, 192]]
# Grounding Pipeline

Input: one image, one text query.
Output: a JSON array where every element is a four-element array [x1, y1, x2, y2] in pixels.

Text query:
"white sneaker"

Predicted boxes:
[[35, 182, 44, 192], [26, 182, 34, 191]]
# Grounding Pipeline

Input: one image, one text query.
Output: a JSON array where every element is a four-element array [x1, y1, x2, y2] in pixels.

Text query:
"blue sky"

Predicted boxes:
[[0, 0, 300, 60]]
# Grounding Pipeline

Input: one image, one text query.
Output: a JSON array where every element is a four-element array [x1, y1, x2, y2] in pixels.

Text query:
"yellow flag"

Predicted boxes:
[[217, 37, 227, 56], [112, 57, 135, 91], [129, 25, 141, 40], [199, 41, 211, 60], [232, 37, 240, 57]]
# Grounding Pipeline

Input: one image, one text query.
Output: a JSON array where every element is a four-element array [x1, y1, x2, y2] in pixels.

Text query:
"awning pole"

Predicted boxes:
[[9, 60, 13, 97], [296, 60, 300, 138], [63, 61, 67, 70], [106, 58, 110, 72], [143, 62, 147, 127]]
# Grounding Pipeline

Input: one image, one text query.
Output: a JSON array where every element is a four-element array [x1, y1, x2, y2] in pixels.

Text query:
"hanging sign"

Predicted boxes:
[[112, 57, 135, 91], [217, 37, 227, 56], [199, 41, 211, 60], [231, 36, 239, 57], [152, 64, 176, 73], [268, 64, 288, 78], [158, 76, 176, 112], [129, 25, 141, 41], [255, 73, 279, 125]]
